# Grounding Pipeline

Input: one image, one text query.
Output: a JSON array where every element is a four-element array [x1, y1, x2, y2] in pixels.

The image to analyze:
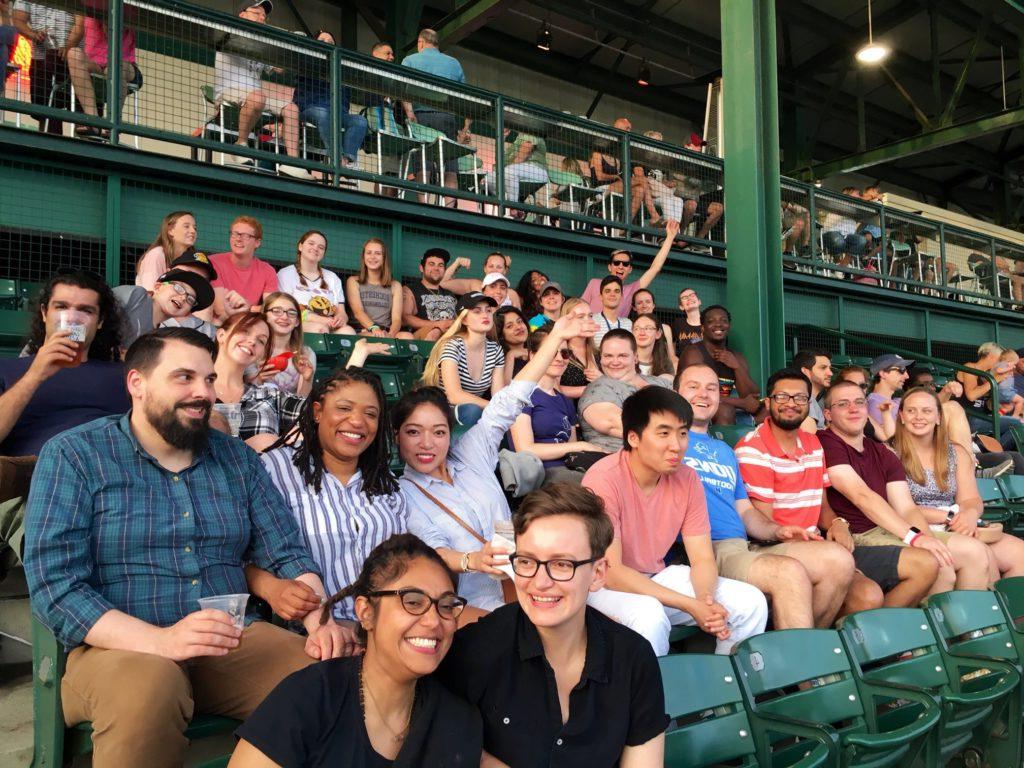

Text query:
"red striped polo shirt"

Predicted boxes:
[[734, 419, 830, 529]]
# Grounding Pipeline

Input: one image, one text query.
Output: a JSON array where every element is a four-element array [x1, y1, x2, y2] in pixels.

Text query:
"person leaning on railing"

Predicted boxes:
[[11, 0, 77, 135]]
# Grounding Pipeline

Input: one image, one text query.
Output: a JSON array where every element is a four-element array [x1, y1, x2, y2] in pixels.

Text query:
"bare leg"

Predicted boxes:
[[838, 572, 884, 618], [236, 89, 267, 149], [280, 102, 300, 159], [414, 326, 442, 341], [744, 555, 814, 629], [67, 48, 99, 116], [682, 198, 697, 231], [888, 548, 939, 606], [946, 533, 992, 590], [767, 541, 854, 627], [988, 534, 1024, 578], [696, 202, 724, 240]]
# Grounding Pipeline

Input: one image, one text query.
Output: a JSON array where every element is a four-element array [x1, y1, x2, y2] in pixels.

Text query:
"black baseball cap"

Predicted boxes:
[[457, 291, 498, 313], [156, 269, 215, 313], [170, 247, 217, 281], [421, 247, 451, 265], [239, 0, 272, 15]]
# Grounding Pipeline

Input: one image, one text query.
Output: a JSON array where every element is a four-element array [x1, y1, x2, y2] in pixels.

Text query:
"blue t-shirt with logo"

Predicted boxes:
[[522, 388, 577, 468], [683, 430, 748, 541]]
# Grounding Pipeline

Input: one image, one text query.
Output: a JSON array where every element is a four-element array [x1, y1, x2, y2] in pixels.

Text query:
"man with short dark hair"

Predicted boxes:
[[580, 225, 677, 316], [402, 247, 458, 340], [582, 387, 767, 655], [592, 276, 633, 346], [25, 327, 347, 767], [793, 348, 832, 430]]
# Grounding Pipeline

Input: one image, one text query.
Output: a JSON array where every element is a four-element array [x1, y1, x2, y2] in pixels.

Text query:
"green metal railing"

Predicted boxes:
[[0, 0, 1023, 312]]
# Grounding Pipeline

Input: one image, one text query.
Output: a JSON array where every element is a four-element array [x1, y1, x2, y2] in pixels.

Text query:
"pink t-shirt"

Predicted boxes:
[[582, 450, 710, 574], [581, 277, 642, 318], [135, 246, 169, 291], [209, 252, 279, 306], [84, 18, 136, 68]]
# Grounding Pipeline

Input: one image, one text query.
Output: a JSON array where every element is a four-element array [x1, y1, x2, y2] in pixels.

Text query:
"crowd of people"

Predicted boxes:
[[3, 200, 1024, 765]]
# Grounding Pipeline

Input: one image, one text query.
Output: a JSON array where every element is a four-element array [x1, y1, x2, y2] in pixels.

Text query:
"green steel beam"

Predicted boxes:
[[387, 0, 424, 55], [938, 9, 992, 126], [795, 106, 1024, 180], [434, 0, 514, 49], [721, 0, 785, 386]]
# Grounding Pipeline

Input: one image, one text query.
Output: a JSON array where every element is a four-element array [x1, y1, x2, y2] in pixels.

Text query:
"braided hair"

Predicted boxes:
[[319, 533, 457, 637], [272, 367, 399, 497]]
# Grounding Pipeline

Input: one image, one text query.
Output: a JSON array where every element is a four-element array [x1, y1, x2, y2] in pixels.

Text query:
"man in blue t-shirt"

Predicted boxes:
[[676, 364, 854, 629]]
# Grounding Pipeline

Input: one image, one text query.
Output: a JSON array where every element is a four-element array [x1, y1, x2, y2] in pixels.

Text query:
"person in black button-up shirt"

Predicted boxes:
[[437, 483, 667, 767]]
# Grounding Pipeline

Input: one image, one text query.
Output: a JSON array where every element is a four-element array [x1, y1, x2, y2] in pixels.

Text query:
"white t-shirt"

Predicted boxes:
[[277, 265, 345, 310]]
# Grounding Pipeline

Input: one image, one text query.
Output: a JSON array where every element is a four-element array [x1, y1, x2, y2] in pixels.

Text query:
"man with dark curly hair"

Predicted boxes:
[[0, 270, 128, 457]]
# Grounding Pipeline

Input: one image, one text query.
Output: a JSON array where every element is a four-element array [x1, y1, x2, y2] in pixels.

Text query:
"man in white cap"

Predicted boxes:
[[441, 252, 522, 308]]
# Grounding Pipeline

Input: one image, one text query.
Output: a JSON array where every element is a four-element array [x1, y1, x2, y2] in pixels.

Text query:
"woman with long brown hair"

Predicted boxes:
[[135, 211, 198, 291], [346, 237, 412, 338], [277, 230, 354, 335], [254, 292, 316, 395]]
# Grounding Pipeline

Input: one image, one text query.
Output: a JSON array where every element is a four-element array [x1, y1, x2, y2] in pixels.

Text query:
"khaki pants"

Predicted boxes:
[[61, 621, 313, 768]]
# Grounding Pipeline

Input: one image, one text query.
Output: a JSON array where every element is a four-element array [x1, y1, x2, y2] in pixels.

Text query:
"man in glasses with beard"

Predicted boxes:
[[24, 328, 348, 767]]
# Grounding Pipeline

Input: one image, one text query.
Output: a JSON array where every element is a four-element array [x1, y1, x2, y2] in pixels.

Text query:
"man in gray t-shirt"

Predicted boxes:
[[578, 374, 672, 452], [114, 269, 215, 347], [794, 349, 832, 432]]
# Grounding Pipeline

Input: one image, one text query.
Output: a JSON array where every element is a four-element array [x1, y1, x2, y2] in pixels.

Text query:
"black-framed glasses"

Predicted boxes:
[[769, 393, 810, 405], [366, 588, 467, 620], [230, 231, 258, 241], [163, 281, 197, 307], [510, 553, 599, 581]]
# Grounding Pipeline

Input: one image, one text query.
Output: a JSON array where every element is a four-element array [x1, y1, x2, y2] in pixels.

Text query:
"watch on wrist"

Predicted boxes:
[[903, 526, 922, 546], [460, 552, 473, 573]]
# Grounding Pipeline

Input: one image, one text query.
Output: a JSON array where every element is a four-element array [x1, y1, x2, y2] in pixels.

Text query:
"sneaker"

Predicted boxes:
[[278, 163, 314, 180], [978, 459, 1014, 479], [225, 153, 254, 168], [689, 244, 712, 254]]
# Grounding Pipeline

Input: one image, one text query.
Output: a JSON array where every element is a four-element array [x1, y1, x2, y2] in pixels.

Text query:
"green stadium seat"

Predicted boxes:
[[708, 424, 754, 448], [31, 616, 239, 768], [0, 307, 29, 352], [303, 334, 431, 404], [0, 278, 18, 310], [840, 607, 1019, 766], [659, 653, 832, 767], [732, 628, 940, 767]]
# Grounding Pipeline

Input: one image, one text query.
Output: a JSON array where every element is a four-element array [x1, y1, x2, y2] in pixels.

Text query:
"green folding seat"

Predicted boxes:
[[840, 607, 1020, 767], [660, 653, 832, 767], [925, 590, 1024, 768], [709, 424, 754, 448], [732, 628, 939, 767]]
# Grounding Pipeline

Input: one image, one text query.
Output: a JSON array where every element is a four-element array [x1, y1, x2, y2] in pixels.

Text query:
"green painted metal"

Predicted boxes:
[[105, 175, 122, 287], [938, 9, 991, 126], [721, 0, 785, 386], [433, 0, 513, 48], [388, 0, 425, 56], [107, 3, 124, 145], [798, 106, 1024, 179]]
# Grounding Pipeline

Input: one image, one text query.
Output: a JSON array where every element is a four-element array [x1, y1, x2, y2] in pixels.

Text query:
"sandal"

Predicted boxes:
[[75, 125, 108, 140]]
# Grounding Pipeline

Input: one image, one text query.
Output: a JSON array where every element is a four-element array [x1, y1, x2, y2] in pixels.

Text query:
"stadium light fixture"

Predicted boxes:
[[855, 0, 889, 64], [536, 21, 551, 52], [637, 60, 652, 87]]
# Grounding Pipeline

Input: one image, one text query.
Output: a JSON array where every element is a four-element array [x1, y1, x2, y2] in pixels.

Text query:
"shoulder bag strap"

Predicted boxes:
[[408, 480, 488, 546]]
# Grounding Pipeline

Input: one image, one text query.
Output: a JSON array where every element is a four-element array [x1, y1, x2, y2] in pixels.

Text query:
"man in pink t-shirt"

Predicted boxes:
[[582, 386, 767, 655], [209, 215, 279, 316], [579, 222, 677, 317]]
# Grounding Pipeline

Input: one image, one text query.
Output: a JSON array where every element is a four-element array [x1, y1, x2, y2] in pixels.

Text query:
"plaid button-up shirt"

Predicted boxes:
[[25, 413, 319, 648]]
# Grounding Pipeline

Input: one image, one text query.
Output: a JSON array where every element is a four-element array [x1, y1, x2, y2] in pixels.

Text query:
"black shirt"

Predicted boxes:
[[408, 281, 457, 322], [437, 603, 668, 768], [670, 317, 703, 351], [237, 656, 482, 768]]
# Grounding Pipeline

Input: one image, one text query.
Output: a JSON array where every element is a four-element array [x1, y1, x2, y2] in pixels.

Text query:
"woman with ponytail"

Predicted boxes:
[[230, 533, 483, 768]]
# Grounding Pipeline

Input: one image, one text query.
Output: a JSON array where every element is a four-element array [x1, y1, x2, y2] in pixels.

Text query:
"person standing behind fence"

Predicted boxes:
[[12, 0, 77, 135]]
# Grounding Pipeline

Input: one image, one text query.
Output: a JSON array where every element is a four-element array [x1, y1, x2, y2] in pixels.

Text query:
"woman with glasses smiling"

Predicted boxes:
[[230, 534, 482, 768], [253, 292, 317, 395], [437, 483, 667, 768]]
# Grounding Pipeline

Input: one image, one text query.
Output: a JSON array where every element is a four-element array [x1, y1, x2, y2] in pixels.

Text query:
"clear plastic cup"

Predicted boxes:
[[198, 593, 249, 630], [490, 520, 516, 580], [57, 309, 89, 367]]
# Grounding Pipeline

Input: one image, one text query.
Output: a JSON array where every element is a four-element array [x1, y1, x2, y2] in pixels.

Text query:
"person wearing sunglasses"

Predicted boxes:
[[230, 534, 482, 767], [437, 483, 667, 768], [579, 223, 679, 318], [114, 269, 216, 347], [865, 354, 913, 441]]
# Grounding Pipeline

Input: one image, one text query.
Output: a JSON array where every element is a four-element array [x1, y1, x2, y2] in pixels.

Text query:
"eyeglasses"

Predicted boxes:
[[267, 307, 299, 319], [510, 553, 599, 581], [610, 260, 632, 267], [769, 393, 810, 405], [366, 588, 467, 620], [633, 325, 658, 333], [851, 382, 869, 391], [230, 231, 258, 241], [831, 398, 867, 410], [557, 348, 572, 360], [163, 281, 197, 307]]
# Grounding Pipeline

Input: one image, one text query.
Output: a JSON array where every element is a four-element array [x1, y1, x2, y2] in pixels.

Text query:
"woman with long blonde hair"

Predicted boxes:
[[558, 297, 600, 399], [135, 210, 198, 291], [345, 237, 412, 338], [894, 386, 1024, 582], [421, 293, 505, 426]]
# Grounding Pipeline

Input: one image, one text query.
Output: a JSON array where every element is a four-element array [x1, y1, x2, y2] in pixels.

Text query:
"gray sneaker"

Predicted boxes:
[[978, 459, 1014, 479]]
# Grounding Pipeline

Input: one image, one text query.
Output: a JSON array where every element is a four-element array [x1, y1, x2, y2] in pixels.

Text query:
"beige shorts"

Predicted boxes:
[[852, 526, 953, 548], [216, 84, 292, 116], [713, 537, 805, 582]]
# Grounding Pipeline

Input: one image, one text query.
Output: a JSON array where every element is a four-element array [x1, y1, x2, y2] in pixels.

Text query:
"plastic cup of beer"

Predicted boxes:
[[57, 309, 89, 367], [491, 520, 516, 580], [198, 593, 249, 631]]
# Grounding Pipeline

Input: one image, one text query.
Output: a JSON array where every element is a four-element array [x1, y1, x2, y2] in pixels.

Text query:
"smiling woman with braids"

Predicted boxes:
[[248, 366, 407, 656], [229, 534, 483, 768]]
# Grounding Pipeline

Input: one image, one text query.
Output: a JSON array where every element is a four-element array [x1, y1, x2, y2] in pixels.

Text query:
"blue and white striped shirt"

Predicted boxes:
[[261, 447, 407, 621]]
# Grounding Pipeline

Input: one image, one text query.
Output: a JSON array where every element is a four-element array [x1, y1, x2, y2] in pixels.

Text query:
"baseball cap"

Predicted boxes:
[[870, 354, 914, 376], [481, 272, 510, 288], [421, 247, 451, 265], [457, 291, 498, 313], [170, 247, 217, 281], [539, 281, 563, 296], [688, 132, 708, 147], [239, 0, 272, 15], [156, 269, 215, 313]]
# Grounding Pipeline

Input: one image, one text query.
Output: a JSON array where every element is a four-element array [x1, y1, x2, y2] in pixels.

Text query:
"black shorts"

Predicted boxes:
[[853, 545, 903, 593]]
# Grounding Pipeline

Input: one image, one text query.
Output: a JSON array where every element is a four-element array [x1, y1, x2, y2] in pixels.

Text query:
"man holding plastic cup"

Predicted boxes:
[[24, 327, 348, 767]]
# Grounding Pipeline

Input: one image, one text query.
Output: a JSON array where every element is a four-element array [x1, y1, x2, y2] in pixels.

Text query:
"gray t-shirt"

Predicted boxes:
[[356, 282, 393, 329], [809, 395, 825, 430], [578, 374, 672, 452], [114, 285, 216, 346], [12, 1, 75, 57]]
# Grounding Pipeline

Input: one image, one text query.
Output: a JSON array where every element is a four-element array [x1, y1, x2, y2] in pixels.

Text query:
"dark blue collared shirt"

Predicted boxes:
[[25, 413, 319, 648]]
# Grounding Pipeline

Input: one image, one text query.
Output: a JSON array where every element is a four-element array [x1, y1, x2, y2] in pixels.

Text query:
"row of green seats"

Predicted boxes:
[[665, 581, 1024, 767], [303, 334, 433, 403]]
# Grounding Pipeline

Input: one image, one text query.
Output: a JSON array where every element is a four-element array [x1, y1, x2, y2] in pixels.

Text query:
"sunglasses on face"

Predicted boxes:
[[366, 588, 467, 620], [557, 348, 572, 360], [611, 260, 632, 267]]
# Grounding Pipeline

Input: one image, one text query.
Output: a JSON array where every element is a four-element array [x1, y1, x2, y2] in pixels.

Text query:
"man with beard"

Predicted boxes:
[[401, 247, 458, 340], [793, 348, 832, 431], [24, 328, 349, 768], [677, 365, 853, 628]]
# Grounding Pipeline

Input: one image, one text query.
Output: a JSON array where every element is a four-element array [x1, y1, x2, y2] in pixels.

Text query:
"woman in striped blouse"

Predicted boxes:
[[252, 365, 406, 656]]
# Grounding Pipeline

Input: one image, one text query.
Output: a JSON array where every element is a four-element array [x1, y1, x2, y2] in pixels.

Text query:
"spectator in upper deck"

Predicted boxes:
[[488, 127, 549, 219], [12, 0, 77, 135]]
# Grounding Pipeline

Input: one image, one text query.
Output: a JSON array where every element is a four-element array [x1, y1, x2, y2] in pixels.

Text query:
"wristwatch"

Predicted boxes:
[[903, 526, 922, 545], [460, 552, 474, 573]]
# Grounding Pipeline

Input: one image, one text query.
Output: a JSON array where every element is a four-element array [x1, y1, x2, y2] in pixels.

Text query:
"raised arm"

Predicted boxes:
[[633, 220, 680, 291], [440, 257, 480, 295]]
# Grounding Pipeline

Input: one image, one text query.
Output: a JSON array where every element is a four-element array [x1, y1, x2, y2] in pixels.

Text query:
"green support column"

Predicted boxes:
[[721, 0, 785, 387], [104, 175, 122, 287]]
